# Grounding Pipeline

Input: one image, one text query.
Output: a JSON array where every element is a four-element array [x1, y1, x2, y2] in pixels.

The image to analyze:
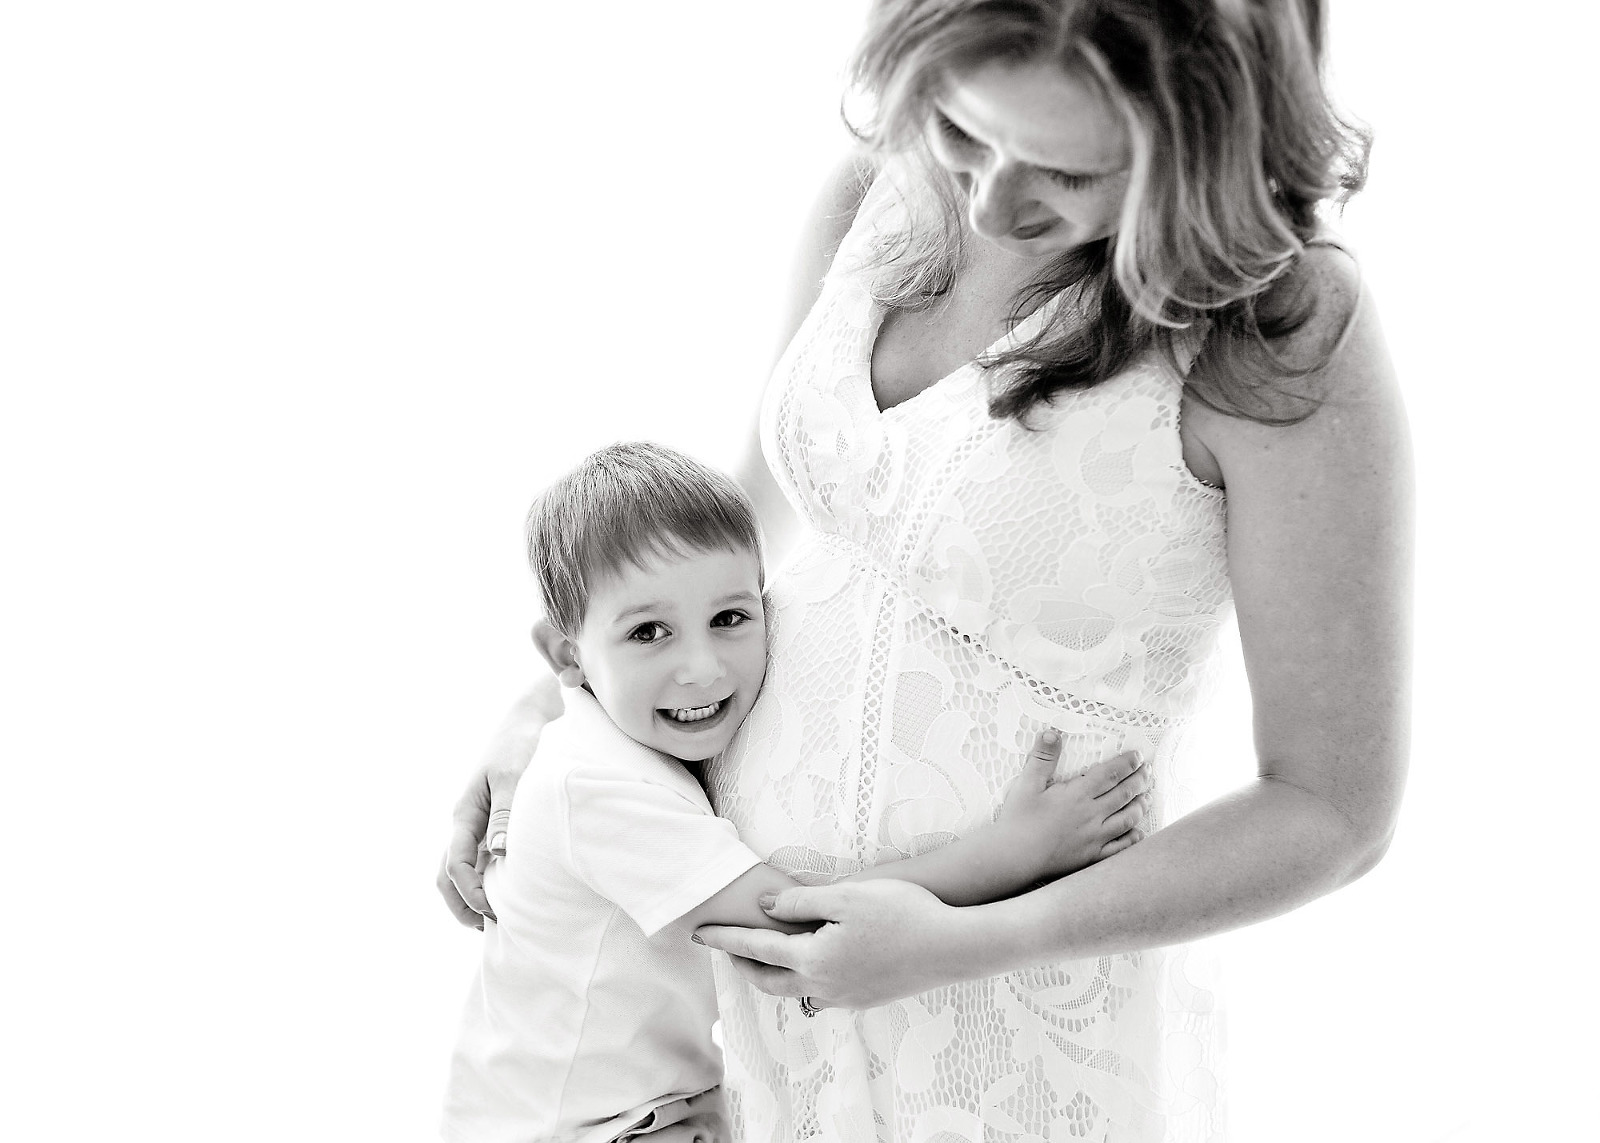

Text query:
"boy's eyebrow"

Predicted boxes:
[[608, 590, 761, 625], [610, 601, 668, 624]]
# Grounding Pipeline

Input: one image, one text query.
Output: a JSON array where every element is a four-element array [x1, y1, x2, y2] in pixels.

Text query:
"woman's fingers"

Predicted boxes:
[[439, 785, 497, 927], [694, 924, 809, 973], [485, 808, 512, 858], [719, 951, 808, 998], [436, 854, 486, 929], [759, 884, 850, 926], [446, 841, 496, 925], [694, 882, 857, 975], [703, 937, 835, 1016]]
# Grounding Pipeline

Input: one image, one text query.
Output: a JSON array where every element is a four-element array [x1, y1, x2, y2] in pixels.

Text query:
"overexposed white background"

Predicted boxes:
[[3, 2, 1594, 1139]]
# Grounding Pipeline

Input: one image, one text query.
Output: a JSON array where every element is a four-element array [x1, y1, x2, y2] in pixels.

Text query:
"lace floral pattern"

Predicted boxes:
[[706, 181, 1232, 1142]]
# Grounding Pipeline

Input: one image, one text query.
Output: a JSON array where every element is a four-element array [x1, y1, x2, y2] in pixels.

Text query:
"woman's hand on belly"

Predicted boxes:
[[695, 879, 989, 1010], [695, 734, 1153, 1007]]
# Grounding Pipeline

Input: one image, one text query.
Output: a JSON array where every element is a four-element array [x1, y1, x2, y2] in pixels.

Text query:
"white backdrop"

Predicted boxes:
[[3, 3, 1593, 1140]]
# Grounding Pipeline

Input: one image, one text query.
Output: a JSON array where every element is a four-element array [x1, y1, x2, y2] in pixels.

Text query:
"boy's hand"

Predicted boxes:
[[996, 732, 1151, 881]]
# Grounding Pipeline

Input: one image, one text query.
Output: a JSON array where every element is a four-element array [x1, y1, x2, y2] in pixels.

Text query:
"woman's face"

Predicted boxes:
[[926, 58, 1132, 258]]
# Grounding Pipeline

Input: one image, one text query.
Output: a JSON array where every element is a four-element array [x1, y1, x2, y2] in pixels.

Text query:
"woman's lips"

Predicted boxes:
[[1010, 218, 1059, 240]]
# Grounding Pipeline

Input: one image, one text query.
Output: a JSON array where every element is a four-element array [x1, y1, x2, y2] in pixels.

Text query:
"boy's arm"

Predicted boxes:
[[678, 864, 817, 936], [676, 734, 1149, 933], [843, 735, 1148, 906]]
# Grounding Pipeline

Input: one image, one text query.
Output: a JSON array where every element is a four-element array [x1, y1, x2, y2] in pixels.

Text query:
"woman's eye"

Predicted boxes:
[[1042, 167, 1097, 192], [711, 609, 751, 629], [933, 112, 977, 149], [628, 622, 669, 644]]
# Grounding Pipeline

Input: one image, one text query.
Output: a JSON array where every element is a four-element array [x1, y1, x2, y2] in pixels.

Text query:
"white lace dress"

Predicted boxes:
[[706, 181, 1233, 1143]]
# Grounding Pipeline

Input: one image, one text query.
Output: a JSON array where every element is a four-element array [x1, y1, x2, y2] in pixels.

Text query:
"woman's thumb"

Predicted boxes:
[[485, 808, 512, 858], [758, 885, 843, 924]]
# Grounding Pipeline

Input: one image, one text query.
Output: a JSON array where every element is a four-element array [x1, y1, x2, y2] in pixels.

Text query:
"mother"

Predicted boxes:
[[440, 0, 1410, 1139]]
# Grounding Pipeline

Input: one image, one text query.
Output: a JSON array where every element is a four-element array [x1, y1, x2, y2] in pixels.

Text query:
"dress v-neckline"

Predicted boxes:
[[863, 298, 1053, 417]]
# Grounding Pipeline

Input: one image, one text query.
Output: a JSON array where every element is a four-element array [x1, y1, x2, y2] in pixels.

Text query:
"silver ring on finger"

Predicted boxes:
[[798, 995, 821, 1018]]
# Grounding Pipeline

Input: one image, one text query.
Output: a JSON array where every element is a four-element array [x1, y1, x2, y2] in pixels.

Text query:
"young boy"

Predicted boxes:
[[441, 442, 1149, 1143]]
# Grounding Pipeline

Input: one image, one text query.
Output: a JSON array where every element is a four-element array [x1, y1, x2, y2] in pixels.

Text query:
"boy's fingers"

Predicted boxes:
[[1021, 729, 1062, 785], [1099, 766, 1152, 812], [1101, 826, 1145, 858], [1100, 833, 1133, 858], [1104, 797, 1148, 836], [1088, 750, 1144, 797]]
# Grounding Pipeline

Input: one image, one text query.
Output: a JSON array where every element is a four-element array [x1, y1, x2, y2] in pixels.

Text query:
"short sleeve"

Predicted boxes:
[[560, 768, 761, 937]]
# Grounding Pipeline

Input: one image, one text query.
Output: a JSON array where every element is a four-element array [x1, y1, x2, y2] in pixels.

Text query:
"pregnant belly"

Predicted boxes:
[[706, 545, 1162, 877]]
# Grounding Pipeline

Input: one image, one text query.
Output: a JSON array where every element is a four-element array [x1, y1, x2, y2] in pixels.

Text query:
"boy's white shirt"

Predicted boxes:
[[441, 686, 761, 1143]]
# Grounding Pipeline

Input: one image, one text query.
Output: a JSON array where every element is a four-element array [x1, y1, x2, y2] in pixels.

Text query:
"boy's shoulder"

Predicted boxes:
[[527, 688, 711, 810]]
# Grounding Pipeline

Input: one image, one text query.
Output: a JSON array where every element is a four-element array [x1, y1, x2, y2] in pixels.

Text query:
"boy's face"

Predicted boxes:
[[567, 545, 767, 762]]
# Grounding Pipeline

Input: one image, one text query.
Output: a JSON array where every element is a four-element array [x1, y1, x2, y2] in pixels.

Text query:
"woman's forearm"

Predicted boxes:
[[951, 777, 1393, 976], [489, 669, 572, 755], [529, 676, 565, 722], [694, 759, 1402, 1009]]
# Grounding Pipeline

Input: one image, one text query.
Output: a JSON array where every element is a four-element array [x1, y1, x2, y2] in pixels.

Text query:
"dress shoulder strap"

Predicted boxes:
[[825, 172, 906, 284]]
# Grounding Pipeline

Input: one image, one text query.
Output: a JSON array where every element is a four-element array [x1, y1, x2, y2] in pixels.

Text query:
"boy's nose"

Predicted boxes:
[[673, 640, 727, 688]]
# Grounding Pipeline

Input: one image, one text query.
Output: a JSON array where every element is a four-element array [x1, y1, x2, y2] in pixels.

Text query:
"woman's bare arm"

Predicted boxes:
[[697, 257, 1414, 1006], [735, 150, 875, 565]]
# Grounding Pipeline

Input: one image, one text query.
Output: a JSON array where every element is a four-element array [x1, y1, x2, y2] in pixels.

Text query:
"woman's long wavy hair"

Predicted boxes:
[[848, 0, 1371, 425]]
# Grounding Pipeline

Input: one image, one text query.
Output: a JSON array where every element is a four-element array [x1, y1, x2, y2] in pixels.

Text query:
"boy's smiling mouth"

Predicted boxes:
[[662, 697, 730, 725]]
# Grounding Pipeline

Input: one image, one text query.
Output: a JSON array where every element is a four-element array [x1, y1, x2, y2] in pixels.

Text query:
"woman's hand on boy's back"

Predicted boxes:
[[996, 735, 1150, 884], [436, 661, 565, 928]]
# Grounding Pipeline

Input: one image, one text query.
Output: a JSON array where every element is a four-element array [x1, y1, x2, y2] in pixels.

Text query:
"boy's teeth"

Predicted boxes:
[[669, 700, 724, 723]]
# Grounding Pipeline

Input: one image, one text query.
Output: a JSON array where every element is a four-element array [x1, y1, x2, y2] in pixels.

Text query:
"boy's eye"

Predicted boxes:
[[627, 622, 669, 644], [710, 609, 751, 629]]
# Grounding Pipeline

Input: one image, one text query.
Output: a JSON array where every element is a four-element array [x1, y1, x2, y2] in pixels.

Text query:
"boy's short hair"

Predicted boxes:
[[526, 441, 763, 637]]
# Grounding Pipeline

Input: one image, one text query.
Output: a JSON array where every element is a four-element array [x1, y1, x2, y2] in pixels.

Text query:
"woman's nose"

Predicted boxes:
[[967, 162, 1028, 241], [673, 638, 728, 688]]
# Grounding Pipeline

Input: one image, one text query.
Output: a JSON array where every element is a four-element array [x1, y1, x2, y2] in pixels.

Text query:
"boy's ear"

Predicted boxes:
[[531, 617, 586, 688]]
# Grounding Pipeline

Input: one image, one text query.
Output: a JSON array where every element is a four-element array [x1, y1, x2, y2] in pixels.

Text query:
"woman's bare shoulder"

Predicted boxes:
[[805, 151, 880, 263], [775, 151, 880, 346], [1189, 240, 1399, 453], [1264, 239, 1369, 374]]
